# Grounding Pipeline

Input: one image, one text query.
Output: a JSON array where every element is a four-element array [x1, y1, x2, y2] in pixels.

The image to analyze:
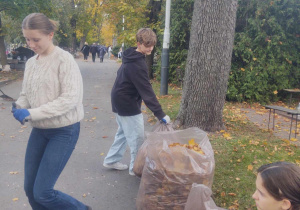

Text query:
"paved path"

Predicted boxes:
[[0, 57, 152, 210], [241, 107, 300, 144]]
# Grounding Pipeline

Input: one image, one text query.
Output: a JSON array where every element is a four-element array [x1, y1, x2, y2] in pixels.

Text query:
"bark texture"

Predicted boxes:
[[175, 0, 237, 132], [0, 15, 8, 66]]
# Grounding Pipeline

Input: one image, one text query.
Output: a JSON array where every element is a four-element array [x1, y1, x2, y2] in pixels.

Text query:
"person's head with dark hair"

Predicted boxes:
[[135, 28, 157, 56], [22, 13, 58, 57], [252, 162, 300, 210]]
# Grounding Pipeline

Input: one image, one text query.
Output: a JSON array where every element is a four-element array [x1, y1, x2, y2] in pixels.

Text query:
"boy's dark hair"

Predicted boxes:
[[136, 28, 157, 47], [258, 161, 300, 210]]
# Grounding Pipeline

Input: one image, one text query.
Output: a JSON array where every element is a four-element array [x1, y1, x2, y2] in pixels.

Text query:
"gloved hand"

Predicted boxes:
[[13, 109, 30, 125], [161, 115, 171, 124], [11, 102, 17, 113]]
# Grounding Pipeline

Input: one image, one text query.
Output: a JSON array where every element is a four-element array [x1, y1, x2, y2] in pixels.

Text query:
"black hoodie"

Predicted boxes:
[[111, 47, 165, 120]]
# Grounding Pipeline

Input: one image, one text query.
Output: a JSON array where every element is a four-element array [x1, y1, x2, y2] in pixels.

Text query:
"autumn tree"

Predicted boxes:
[[175, 0, 238, 131]]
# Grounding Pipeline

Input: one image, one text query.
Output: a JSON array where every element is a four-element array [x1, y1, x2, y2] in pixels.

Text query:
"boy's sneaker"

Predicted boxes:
[[103, 162, 128, 170], [129, 170, 135, 176]]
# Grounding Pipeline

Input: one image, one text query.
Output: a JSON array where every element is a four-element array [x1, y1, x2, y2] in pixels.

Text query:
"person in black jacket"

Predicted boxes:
[[89, 43, 98, 62], [80, 42, 90, 61], [103, 28, 170, 176]]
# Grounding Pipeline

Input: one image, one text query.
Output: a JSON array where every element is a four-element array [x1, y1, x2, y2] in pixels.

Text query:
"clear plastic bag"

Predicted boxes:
[[184, 183, 226, 210], [136, 127, 215, 210], [133, 122, 174, 177]]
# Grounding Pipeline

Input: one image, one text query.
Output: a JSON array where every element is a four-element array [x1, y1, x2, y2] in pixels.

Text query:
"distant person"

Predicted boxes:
[[103, 28, 170, 176], [81, 42, 90, 61], [252, 161, 300, 210], [117, 48, 122, 60], [96, 43, 101, 58], [89, 43, 98, 62], [107, 45, 112, 59], [12, 13, 91, 210], [99, 45, 107, 63]]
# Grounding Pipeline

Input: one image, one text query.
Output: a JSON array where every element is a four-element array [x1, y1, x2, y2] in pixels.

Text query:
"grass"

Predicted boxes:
[[146, 80, 300, 209]]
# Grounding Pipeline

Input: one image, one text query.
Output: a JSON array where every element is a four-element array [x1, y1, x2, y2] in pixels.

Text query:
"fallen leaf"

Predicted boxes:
[[102, 136, 108, 138], [290, 138, 298, 142], [82, 194, 87, 197], [9, 171, 19, 175], [228, 193, 236, 196], [93, 107, 99, 109], [100, 153, 105, 156], [188, 139, 196, 146], [235, 177, 240, 181], [247, 165, 253, 171], [12, 198, 19, 201], [221, 192, 226, 197]]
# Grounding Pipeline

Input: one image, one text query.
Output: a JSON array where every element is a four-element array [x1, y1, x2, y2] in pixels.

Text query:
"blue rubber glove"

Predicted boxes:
[[13, 109, 30, 124], [11, 106, 17, 113], [161, 115, 171, 124], [11, 102, 17, 113]]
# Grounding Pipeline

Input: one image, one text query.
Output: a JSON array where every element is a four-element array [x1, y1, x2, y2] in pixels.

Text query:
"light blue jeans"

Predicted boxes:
[[104, 113, 144, 172], [24, 122, 88, 210]]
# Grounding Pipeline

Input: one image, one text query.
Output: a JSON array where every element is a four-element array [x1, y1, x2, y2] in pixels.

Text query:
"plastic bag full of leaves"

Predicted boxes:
[[136, 127, 215, 210]]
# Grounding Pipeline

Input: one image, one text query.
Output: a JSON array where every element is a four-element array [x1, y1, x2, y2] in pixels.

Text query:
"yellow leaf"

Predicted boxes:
[[223, 132, 232, 140], [273, 90, 278, 95], [12, 198, 19, 201], [228, 193, 236, 196], [236, 177, 240, 181], [220, 130, 225, 133], [290, 138, 298, 142], [247, 165, 253, 171], [188, 139, 196, 146], [240, 68, 245, 71], [91, 117, 96, 120], [253, 58, 257, 61], [100, 153, 104, 156], [82, 194, 87, 197], [9, 171, 19, 175]]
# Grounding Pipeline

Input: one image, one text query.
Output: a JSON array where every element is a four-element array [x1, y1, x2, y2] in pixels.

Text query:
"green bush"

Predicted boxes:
[[227, 0, 300, 103], [157, 0, 300, 103]]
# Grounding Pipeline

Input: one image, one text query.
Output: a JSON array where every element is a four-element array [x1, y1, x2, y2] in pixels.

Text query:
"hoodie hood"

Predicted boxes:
[[122, 47, 145, 64]]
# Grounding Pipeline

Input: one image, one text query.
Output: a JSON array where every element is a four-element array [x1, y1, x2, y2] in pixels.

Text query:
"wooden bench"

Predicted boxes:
[[264, 105, 300, 140]]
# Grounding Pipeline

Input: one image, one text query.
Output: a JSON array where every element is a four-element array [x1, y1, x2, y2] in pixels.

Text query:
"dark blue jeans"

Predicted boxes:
[[24, 122, 87, 210]]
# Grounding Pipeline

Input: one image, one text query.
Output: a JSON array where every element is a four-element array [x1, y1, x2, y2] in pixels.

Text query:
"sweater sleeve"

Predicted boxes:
[[15, 60, 32, 109], [129, 65, 166, 120], [28, 55, 83, 121]]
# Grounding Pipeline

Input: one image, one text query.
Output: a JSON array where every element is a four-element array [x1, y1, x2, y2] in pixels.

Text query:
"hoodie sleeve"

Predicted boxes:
[[129, 64, 166, 120]]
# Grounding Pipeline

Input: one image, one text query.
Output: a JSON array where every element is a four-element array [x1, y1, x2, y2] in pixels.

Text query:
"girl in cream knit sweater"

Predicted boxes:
[[12, 13, 91, 210]]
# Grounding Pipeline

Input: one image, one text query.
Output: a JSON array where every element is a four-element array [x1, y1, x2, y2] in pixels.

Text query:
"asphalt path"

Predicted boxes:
[[0, 57, 153, 210]]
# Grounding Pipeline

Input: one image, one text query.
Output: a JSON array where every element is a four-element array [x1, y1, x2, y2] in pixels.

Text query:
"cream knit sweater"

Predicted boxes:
[[16, 46, 84, 129]]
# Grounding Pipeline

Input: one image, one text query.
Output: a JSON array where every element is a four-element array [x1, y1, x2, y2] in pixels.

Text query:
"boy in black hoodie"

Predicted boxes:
[[103, 28, 170, 175]]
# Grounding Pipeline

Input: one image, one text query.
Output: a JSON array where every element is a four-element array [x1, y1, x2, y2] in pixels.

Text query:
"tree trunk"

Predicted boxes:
[[0, 14, 8, 66], [174, 0, 237, 132], [146, 0, 162, 79], [79, 35, 87, 51]]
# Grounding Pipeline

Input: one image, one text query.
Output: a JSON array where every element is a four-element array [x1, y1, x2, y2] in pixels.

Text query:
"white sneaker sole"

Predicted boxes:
[[103, 163, 128, 170]]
